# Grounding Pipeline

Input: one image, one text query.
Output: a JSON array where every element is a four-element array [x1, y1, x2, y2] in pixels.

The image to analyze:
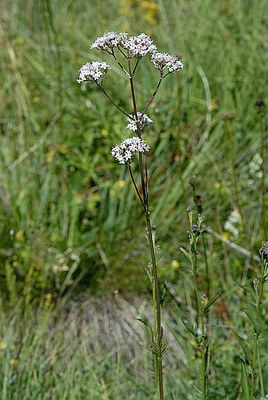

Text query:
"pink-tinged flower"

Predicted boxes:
[[122, 33, 157, 57], [151, 52, 183, 73], [111, 137, 150, 164], [91, 32, 128, 51], [77, 61, 111, 83], [126, 112, 153, 132]]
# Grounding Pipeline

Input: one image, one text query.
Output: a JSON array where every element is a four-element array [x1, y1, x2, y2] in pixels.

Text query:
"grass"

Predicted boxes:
[[0, 0, 267, 398]]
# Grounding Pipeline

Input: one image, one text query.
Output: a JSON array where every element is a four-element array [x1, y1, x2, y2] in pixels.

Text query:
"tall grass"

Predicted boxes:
[[0, 0, 266, 296], [0, 1, 267, 398]]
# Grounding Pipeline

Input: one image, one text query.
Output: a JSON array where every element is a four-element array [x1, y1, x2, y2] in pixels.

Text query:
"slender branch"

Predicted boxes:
[[128, 164, 145, 209], [144, 154, 149, 203], [142, 76, 163, 116], [132, 57, 141, 76], [111, 49, 130, 77], [117, 45, 128, 59], [128, 59, 138, 118], [128, 57, 147, 205], [97, 84, 132, 118]]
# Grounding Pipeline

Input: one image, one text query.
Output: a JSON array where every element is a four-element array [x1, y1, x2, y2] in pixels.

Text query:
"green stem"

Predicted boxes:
[[192, 242, 207, 400], [97, 84, 131, 118], [251, 262, 265, 400], [127, 57, 164, 400], [250, 336, 257, 400]]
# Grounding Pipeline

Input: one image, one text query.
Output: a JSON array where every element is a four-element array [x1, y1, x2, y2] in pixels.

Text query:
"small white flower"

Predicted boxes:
[[122, 33, 157, 57], [111, 137, 150, 164], [224, 209, 241, 237], [77, 61, 111, 83], [91, 32, 128, 51], [151, 52, 183, 73], [126, 112, 153, 132]]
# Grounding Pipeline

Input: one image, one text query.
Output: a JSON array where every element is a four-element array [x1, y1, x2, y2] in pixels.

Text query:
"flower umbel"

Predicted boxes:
[[111, 137, 150, 164], [77, 61, 111, 83], [90, 32, 128, 51], [122, 33, 157, 57], [126, 112, 153, 132], [151, 52, 183, 73]]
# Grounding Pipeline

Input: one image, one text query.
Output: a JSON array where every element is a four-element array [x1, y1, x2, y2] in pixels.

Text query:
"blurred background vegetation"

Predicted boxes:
[[0, 0, 267, 399]]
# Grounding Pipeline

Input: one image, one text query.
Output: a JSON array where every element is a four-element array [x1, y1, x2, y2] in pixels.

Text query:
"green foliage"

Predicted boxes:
[[0, 1, 267, 398], [0, 0, 266, 298]]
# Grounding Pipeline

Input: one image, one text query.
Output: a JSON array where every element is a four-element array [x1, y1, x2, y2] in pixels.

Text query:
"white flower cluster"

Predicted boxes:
[[122, 33, 157, 57], [126, 112, 153, 132], [91, 32, 127, 51], [151, 52, 183, 73], [77, 61, 111, 83], [111, 137, 150, 164], [224, 209, 241, 237]]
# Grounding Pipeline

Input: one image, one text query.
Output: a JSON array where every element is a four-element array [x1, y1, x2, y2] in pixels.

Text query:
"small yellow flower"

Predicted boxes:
[[171, 260, 179, 269], [141, 1, 159, 25], [117, 180, 126, 189], [58, 144, 68, 154], [214, 182, 221, 190], [221, 232, 229, 241], [202, 295, 208, 306], [0, 341, 7, 350], [10, 359, 18, 366], [45, 293, 52, 301]]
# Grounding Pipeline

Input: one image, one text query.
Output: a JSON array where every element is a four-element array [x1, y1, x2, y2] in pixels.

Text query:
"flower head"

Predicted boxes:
[[126, 112, 153, 132], [122, 33, 157, 57], [259, 241, 268, 260], [151, 52, 183, 73], [91, 32, 128, 51], [111, 137, 150, 164], [77, 61, 111, 83]]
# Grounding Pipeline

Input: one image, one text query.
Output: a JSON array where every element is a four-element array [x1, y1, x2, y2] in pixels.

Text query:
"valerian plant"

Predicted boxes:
[[77, 32, 183, 400]]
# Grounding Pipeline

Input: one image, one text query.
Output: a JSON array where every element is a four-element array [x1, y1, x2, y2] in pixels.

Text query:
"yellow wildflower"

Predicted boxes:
[[214, 182, 221, 190], [0, 341, 7, 350], [141, 1, 159, 25], [117, 180, 126, 189], [221, 232, 229, 241], [171, 260, 179, 269]]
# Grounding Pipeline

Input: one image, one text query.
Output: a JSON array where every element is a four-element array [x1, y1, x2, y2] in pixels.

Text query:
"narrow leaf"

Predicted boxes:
[[204, 291, 224, 313], [179, 247, 191, 261], [137, 318, 153, 340], [181, 318, 197, 337], [240, 360, 250, 400], [234, 332, 252, 363]]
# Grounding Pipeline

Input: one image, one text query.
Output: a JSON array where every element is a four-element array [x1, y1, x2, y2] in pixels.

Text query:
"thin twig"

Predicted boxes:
[[97, 84, 132, 118], [111, 49, 130, 77], [142, 76, 163, 116], [128, 165, 145, 209]]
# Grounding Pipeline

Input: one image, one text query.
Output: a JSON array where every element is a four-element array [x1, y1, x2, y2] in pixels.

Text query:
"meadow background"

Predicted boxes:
[[0, 0, 267, 399]]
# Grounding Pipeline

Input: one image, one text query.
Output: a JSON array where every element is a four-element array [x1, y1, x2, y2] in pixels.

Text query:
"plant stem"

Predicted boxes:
[[251, 262, 265, 399], [97, 84, 131, 118], [128, 165, 145, 209], [127, 57, 164, 400], [192, 241, 207, 400], [142, 76, 163, 116]]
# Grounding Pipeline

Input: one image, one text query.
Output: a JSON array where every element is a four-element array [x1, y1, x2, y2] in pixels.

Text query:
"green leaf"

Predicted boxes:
[[181, 318, 197, 337], [203, 291, 224, 313], [234, 332, 252, 363], [240, 360, 250, 400], [243, 310, 260, 333], [160, 281, 167, 306], [179, 247, 191, 261], [137, 318, 153, 340]]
